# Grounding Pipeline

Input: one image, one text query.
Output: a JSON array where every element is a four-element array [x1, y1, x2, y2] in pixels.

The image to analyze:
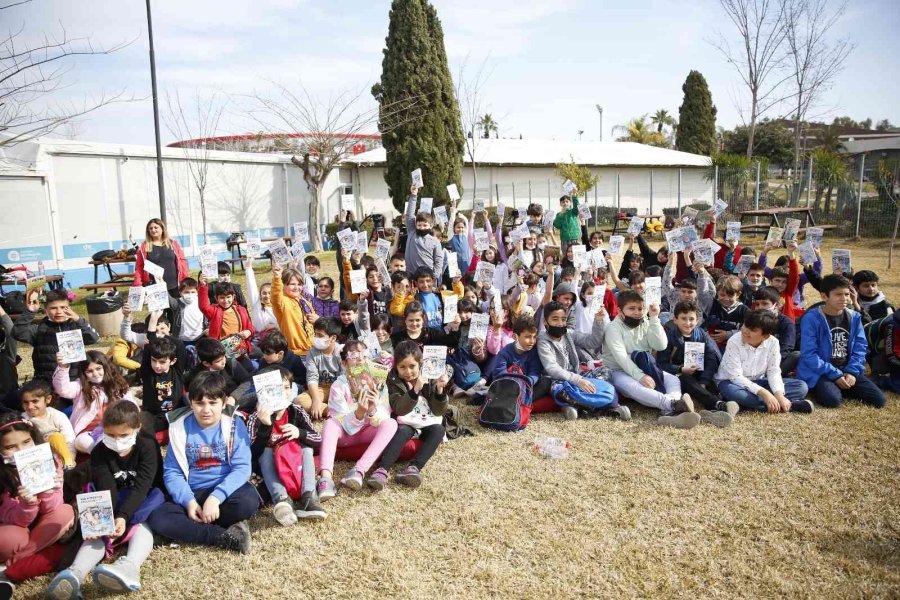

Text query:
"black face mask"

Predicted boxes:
[[415, 228, 430, 237], [622, 315, 643, 329], [547, 324, 567, 338]]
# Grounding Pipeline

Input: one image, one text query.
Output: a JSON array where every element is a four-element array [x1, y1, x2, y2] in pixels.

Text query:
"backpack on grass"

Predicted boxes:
[[479, 370, 533, 432], [553, 378, 616, 410]]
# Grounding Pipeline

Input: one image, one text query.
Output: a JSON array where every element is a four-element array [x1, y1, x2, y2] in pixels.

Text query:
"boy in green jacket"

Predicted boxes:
[[553, 193, 581, 252]]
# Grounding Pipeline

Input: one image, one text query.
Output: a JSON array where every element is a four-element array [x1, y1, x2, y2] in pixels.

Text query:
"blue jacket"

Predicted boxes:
[[797, 307, 867, 388], [491, 342, 542, 385], [657, 321, 721, 384], [775, 313, 796, 359]]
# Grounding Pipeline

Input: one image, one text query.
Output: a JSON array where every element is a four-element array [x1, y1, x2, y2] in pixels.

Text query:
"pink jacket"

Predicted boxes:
[[132, 240, 189, 287], [52, 366, 137, 435], [0, 465, 64, 527], [486, 326, 515, 356]]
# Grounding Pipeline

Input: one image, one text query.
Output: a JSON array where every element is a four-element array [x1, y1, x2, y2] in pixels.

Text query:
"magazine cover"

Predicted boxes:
[[683, 342, 705, 371], [469, 313, 489, 341], [446, 252, 460, 278], [375, 258, 391, 287], [496, 203, 507, 221], [341, 194, 355, 212], [798, 241, 817, 266], [563, 179, 576, 194], [589, 291, 606, 317], [765, 227, 785, 244], [691, 240, 714, 266], [735, 255, 756, 278], [145, 282, 169, 312], [366, 361, 390, 390], [355, 231, 367, 254], [201, 259, 218, 280], [626, 216, 645, 236], [578, 204, 591, 220], [475, 261, 495, 284], [56, 330, 86, 364], [832, 249, 851, 273], [254, 370, 290, 414], [349, 269, 367, 294], [446, 183, 460, 200], [607, 235, 625, 256], [127, 287, 145, 312], [293, 222, 310, 242], [77, 490, 116, 538], [665, 229, 686, 253], [15, 443, 56, 495], [246, 237, 263, 259], [806, 226, 824, 248], [411, 168, 423, 188], [712, 198, 728, 218], [374, 238, 391, 261], [678, 225, 699, 249], [473, 229, 489, 252], [590, 248, 607, 269], [433, 205, 448, 225], [542, 210, 557, 229], [267, 239, 292, 265], [422, 346, 448, 380], [418, 197, 433, 214], [572, 245, 587, 269], [644, 276, 662, 307], [725, 221, 742, 243], [783, 219, 802, 243], [681, 207, 698, 226], [473, 198, 485, 213], [443, 293, 458, 324], [290, 242, 306, 266]]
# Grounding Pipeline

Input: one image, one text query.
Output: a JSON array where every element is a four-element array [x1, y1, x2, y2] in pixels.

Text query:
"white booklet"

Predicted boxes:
[[375, 238, 391, 261], [422, 346, 448, 380], [806, 226, 824, 248], [336, 227, 357, 252], [443, 294, 458, 324], [496, 203, 507, 221], [691, 239, 715, 266], [411, 168, 424, 188], [293, 222, 310, 242], [572, 245, 588, 269], [783, 218, 802, 243], [349, 269, 367, 294], [254, 370, 290, 413], [578, 204, 592, 220], [725, 221, 742, 243], [418, 197, 433, 214], [832, 249, 851, 273], [143, 259, 165, 281], [590, 248, 607, 269], [542, 210, 557, 229], [644, 276, 662, 307], [357, 231, 368, 254], [127, 287, 145, 311], [735, 255, 756, 278], [246, 237, 263, 259], [468, 313, 489, 341], [201, 259, 218, 280], [626, 216, 645, 236], [144, 282, 169, 312], [511, 222, 531, 243], [77, 490, 116, 538], [798, 241, 817, 266], [473, 198, 485, 213], [563, 179, 576, 194], [665, 228, 686, 253], [15, 443, 56, 495], [341, 194, 355, 212], [473, 229, 489, 252], [446, 183, 460, 200], [375, 258, 392, 289], [475, 261, 495, 284], [433, 205, 448, 225], [607, 235, 625, 256], [267, 239, 292, 266], [56, 330, 86, 364], [589, 291, 606, 317], [446, 251, 460, 278], [683, 341, 705, 371], [712, 198, 728, 218]]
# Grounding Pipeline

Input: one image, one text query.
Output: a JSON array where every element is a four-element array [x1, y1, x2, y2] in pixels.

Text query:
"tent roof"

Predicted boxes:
[[344, 138, 712, 168]]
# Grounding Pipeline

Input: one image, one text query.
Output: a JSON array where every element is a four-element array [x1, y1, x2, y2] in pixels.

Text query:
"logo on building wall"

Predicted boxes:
[[7, 251, 19, 261]]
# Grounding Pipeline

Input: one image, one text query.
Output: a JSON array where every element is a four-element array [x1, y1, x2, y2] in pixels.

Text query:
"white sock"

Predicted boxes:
[[69, 539, 105, 579]]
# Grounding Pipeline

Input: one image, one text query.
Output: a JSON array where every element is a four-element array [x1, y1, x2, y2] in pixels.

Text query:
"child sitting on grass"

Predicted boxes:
[[751, 287, 799, 375], [19, 379, 75, 469], [797, 275, 886, 409], [147, 372, 259, 554], [298, 317, 344, 420], [715, 310, 812, 414]]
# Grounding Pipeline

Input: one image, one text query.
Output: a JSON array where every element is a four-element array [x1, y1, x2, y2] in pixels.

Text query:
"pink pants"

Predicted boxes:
[[319, 418, 398, 475], [0, 503, 74, 564]]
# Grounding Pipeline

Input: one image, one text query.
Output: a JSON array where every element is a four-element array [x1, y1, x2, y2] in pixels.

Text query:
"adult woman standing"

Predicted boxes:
[[132, 218, 189, 295]]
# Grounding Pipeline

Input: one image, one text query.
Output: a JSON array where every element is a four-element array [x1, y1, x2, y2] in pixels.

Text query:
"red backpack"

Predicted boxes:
[[271, 414, 305, 499]]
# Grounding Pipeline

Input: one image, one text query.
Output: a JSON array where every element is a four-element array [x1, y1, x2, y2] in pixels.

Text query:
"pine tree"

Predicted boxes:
[[676, 70, 717, 156], [372, 0, 464, 212]]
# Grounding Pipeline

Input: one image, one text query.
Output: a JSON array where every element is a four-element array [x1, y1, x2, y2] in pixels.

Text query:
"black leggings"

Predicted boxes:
[[679, 375, 722, 411], [378, 424, 444, 471]]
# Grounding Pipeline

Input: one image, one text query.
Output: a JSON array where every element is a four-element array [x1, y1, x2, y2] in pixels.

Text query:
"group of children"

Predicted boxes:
[[0, 182, 894, 600]]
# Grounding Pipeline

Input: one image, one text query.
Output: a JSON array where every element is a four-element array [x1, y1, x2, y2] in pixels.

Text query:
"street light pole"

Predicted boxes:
[[595, 104, 603, 141], [146, 0, 166, 222]]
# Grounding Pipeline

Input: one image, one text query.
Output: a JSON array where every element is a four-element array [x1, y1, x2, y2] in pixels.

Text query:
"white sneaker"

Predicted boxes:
[[273, 500, 298, 527], [94, 557, 141, 593], [561, 406, 579, 421]]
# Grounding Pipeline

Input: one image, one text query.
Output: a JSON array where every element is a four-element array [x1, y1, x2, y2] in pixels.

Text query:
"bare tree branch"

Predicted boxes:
[[455, 54, 495, 201]]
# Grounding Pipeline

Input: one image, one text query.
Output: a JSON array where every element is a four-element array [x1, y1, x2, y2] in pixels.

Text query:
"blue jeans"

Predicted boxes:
[[259, 445, 316, 502], [147, 482, 260, 546], [812, 374, 885, 409], [717, 378, 808, 411]]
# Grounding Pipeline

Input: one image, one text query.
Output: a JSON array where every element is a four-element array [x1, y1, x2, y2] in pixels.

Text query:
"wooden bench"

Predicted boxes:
[[80, 282, 132, 292]]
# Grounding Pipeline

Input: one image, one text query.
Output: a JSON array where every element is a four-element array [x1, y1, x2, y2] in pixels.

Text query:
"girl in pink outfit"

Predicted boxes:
[[52, 351, 136, 454], [0, 415, 75, 569], [486, 296, 516, 357], [315, 341, 398, 501]]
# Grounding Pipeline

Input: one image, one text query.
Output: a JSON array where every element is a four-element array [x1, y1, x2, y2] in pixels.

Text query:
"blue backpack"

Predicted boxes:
[[448, 349, 482, 390], [553, 378, 616, 409], [479, 370, 533, 431]]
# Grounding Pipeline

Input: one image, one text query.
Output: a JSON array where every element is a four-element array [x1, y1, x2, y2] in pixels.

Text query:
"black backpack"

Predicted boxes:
[[0, 291, 26, 315], [92, 249, 118, 262]]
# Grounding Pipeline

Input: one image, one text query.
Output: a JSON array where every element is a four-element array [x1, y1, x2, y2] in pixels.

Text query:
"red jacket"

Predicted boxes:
[[780, 258, 804, 322], [198, 283, 255, 353], [132, 240, 190, 286]]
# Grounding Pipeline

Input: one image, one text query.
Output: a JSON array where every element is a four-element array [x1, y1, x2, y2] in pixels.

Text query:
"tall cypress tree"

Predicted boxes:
[[676, 70, 717, 156], [373, 0, 464, 212]]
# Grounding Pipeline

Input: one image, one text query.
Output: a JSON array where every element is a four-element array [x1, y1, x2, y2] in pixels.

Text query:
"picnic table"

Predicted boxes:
[[738, 207, 837, 236], [82, 257, 136, 292], [0, 274, 64, 295], [229, 237, 294, 272], [611, 214, 664, 236]]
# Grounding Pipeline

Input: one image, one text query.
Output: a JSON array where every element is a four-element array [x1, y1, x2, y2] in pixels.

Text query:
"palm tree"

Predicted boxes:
[[651, 109, 676, 134], [614, 115, 668, 147], [816, 123, 845, 153], [477, 113, 498, 139]]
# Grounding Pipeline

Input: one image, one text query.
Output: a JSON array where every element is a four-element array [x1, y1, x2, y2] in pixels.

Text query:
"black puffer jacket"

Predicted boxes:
[[13, 311, 100, 382]]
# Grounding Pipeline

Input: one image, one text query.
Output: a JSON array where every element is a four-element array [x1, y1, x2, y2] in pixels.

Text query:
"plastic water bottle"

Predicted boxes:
[[37, 261, 45, 276], [533, 436, 571, 460]]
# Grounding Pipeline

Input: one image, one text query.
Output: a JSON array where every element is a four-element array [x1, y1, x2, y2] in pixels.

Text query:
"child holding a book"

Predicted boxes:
[[0, 414, 75, 598], [46, 400, 164, 597], [19, 379, 75, 469], [147, 372, 259, 554], [316, 341, 397, 500], [270, 263, 317, 356], [53, 351, 136, 454], [366, 340, 449, 490]]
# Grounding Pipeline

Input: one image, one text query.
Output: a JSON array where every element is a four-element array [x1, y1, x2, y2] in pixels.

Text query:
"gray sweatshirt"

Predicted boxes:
[[536, 317, 606, 384], [302, 348, 343, 386], [404, 194, 445, 277]]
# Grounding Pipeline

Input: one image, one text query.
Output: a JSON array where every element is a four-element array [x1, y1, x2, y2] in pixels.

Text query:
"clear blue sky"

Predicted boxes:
[[8, 0, 900, 145]]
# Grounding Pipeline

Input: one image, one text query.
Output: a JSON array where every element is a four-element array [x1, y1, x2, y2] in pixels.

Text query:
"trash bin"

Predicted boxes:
[[85, 292, 124, 337]]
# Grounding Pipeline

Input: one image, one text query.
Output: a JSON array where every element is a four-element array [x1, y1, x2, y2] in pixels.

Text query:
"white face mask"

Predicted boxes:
[[537, 243, 546, 250], [182, 293, 198, 305], [312, 337, 331, 350], [102, 432, 137, 454], [514, 340, 527, 352], [86, 372, 104, 384]]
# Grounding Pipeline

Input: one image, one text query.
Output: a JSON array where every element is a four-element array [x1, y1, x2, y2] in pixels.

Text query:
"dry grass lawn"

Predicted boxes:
[[12, 236, 900, 599]]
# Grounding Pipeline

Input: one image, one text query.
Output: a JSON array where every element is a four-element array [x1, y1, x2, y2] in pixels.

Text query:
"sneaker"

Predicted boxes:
[[272, 500, 297, 527], [656, 412, 701, 429], [0, 578, 12, 600], [366, 467, 389, 491], [715, 400, 741, 417], [606, 405, 632, 421], [294, 492, 327, 520], [340, 468, 364, 490], [672, 393, 695, 414], [94, 557, 141, 593], [317, 476, 337, 502], [561, 406, 579, 421], [395, 465, 422, 488], [790, 399, 815, 414], [699, 409, 734, 428], [218, 520, 251, 555], [46, 569, 82, 600]]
